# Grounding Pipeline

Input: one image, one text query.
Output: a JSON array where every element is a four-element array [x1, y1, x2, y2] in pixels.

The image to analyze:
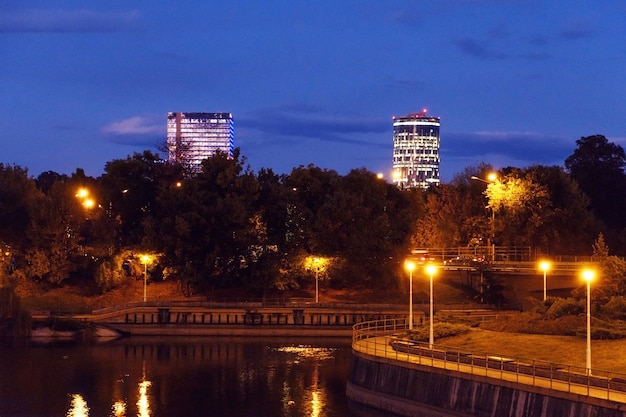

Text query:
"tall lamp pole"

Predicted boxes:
[[582, 269, 595, 375], [539, 261, 551, 301], [405, 260, 416, 330], [425, 264, 438, 349], [142, 255, 150, 303], [314, 257, 320, 303], [470, 173, 498, 260]]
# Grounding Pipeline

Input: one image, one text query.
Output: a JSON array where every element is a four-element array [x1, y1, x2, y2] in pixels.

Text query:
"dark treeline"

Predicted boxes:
[[0, 134, 625, 297]]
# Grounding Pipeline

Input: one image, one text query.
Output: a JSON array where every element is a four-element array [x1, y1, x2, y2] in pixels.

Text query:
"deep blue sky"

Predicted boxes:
[[2, 1, 625, 182]]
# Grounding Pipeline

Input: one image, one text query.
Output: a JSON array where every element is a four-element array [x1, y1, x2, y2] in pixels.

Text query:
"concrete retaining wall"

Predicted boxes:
[[347, 351, 626, 417], [91, 305, 407, 336]]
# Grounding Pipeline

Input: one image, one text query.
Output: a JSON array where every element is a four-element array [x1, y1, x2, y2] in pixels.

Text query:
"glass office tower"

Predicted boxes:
[[167, 112, 234, 174], [392, 111, 440, 189]]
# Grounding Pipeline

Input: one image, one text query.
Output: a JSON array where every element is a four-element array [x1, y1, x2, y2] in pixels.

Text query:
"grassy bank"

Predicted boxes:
[[437, 328, 626, 373]]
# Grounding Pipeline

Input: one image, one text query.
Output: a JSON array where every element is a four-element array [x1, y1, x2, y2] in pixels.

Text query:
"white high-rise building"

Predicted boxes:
[[167, 112, 234, 174], [392, 110, 440, 189]]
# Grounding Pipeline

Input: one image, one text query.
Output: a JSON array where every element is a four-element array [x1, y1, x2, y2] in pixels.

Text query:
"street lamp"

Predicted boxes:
[[539, 261, 551, 301], [314, 257, 320, 303], [470, 173, 497, 260], [582, 269, 595, 375], [405, 260, 416, 330], [425, 264, 438, 349], [75, 187, 95, 210], [141, 255, 151, 303]]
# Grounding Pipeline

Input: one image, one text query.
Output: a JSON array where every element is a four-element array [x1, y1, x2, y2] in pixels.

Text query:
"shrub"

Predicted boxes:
[[407, 322, 471, 342], [575, 327, 626, 340], [546, 298, 584, 319], [602, 296, 626, 320]]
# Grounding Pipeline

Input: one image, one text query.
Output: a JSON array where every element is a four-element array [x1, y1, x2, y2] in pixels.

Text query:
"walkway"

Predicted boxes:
[[352, 320, 626, 405]]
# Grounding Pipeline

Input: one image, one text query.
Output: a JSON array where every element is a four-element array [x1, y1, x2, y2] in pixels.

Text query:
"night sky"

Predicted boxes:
[[2, 1, 625, 181]]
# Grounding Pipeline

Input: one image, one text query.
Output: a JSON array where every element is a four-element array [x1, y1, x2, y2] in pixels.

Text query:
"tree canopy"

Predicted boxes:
[[2, 135, 626, 297]]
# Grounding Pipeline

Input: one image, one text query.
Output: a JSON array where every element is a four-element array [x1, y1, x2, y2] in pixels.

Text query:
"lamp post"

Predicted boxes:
[[314, 257, 320, 303], [141, 255, 151, 303], [425, 264, 437, 349], [582, 269, 595, 375], [470, 173, 497, 260], [405, 260, 416, 330], [539, 261, 551, 301]]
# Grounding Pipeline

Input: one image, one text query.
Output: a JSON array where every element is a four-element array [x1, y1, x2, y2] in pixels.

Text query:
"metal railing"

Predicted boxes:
[[352, 319, 626, 403]]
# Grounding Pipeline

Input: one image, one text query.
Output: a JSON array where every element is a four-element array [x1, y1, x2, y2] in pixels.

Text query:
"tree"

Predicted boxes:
[[24, 181, 86, 285], [593, 234, 626, 299], [147, 149, 263, 294], [0, 164, 40, 249], [565, 135, 626, 251], [283, 164, 341, 254], [514, 165, 598, 254], [99, 151, 180, 247], [573, 234, 626, 306], [314, 168, 418, 288], [411, 185, 462, 248], [484, 170, 550, 247], [412, 170, 501, 250]]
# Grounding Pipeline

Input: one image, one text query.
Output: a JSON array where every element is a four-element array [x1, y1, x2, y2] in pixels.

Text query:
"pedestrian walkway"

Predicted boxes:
[[352, 320, 626, 404]]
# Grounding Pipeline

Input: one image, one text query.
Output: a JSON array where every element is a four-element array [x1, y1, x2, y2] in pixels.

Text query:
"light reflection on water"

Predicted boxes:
[[136, 379, 151, 417], [275, 345, 337, 361], [274, 345, 330, 417], [66, 394, 89, 417], [111, 400, 126, 417], [1, 337, 355, 417], [137, 363, 152, 417], [65, 380, 150, 417]]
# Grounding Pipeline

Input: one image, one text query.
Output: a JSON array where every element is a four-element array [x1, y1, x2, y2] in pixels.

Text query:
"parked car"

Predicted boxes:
[[443, 255, 484, 268]]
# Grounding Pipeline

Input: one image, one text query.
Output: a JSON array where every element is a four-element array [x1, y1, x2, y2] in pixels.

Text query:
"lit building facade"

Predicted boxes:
[[167, 112, 234, 173], [392, 111, 440, 189]]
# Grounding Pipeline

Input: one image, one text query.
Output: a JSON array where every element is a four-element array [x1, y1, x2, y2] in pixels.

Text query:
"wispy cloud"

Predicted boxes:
[[443, 130, 573, 166], [559, 19, 595, 40], [239, 105, 388, 147], [385, 77, 428, 90], [102, 116, 162, 136], [452, 37, 507, 59], [0, 8, 142, 33], [439, 130, 576, 178]]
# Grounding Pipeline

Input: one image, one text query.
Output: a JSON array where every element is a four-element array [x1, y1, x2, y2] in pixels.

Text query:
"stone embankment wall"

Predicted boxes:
[[347, 351, 626, 417], [90, 304, 410, 336]]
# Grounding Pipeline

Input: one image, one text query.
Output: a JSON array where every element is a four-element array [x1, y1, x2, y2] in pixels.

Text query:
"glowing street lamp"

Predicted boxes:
[[425, 264, 438, 349], [314, 257, 321, 303], [75, 188, 89, 199], [141, 255, 152, 303], [75, 187, 95, 210], [582, 269, 595, 375], [305, 256, 326, 304], [82, 198, 95, 209], [539, 261, 551, 301], [405, 260, 416, 330], [470, 173, 498, 260]]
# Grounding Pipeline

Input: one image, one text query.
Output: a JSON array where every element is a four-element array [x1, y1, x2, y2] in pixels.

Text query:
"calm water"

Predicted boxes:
[[0, 336, 358, 417]]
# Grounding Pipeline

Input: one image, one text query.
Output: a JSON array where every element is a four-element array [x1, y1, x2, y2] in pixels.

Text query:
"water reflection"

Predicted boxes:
[[137, 379, 151, 417], [66, 394, 89, 417], [310, 365, 322, 417], [2, 337, 354, 417], [273, 344, 334, 416], [111, 401, 126, 417]]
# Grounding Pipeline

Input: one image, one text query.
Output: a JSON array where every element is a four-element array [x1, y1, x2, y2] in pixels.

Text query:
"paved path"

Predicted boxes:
[[353, 335, 626, 404]]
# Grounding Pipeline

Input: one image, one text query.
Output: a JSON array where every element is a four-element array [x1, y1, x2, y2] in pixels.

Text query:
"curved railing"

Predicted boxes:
[[352, 319, 626, 403]]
